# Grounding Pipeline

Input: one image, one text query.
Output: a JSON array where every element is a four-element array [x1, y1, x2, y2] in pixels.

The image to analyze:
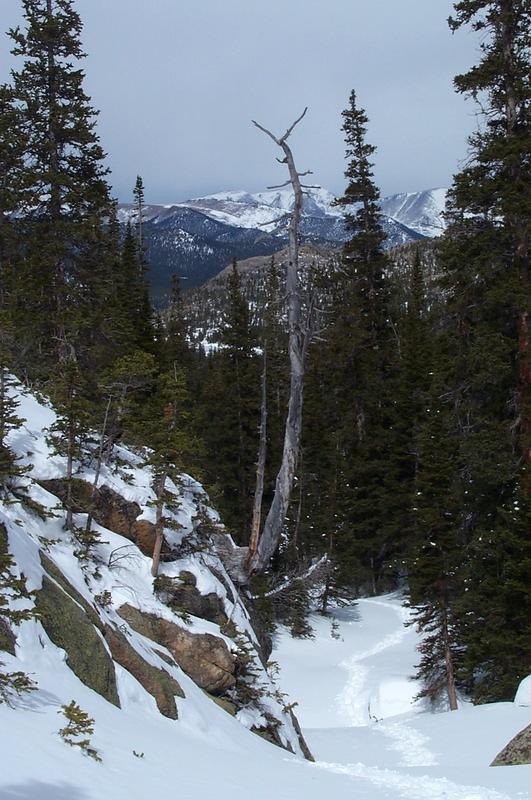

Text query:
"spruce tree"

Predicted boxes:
[[0, 523, 36, 703], [7, 0, 112, 374], [199, 260, 259, 540], [436, 0, 531, 701], [313, 91, 400, 594]]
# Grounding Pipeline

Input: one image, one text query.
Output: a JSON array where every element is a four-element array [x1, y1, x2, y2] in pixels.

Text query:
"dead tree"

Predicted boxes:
[[248, 347, 267, 560], [248, 108, 316, 575]]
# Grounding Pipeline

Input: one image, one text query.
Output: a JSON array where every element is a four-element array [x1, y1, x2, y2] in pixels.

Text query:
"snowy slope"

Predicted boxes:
[[380, 188, 447, 238], [274, 595, 531, 800], [1, 386, 528, 800]]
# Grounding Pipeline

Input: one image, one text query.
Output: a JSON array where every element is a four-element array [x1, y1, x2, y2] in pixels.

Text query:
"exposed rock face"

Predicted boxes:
[[155, 571, 227, 625], [35, 575, 120, 707], [491, 724, 531, 766], [39, 479, 166, 558], [118, 603, 236, 695], [103, 626, 184, 719]]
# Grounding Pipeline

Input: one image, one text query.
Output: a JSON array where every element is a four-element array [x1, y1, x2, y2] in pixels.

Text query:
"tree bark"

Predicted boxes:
[[151, 472, 167, 577], [248, 347, 267, 560]]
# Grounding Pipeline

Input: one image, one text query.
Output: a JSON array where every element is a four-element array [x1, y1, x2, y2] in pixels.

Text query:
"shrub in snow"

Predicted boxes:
[[58, 701, 101, 762]]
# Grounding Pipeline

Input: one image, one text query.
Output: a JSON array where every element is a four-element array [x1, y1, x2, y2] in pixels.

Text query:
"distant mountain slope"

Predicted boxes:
[[118, 187, 447, 300]]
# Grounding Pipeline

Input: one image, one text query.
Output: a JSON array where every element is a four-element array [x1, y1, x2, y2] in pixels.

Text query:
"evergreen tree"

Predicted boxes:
[[434, 0, 531, 701], [0, 523, 36, 703], [199, 260, 259, 540], [7, 0, 112, 374], [0, 366, 30, 495], [306, 91, 400, 595], [407, 373, 463, 710]]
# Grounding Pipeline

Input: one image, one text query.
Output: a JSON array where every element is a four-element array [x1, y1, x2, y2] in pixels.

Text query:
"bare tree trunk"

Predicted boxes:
[[249, 109, 315, 575], [441, 607, 458, 711], [84, 396, 112, 537], [64, 413, 74, 531], [151, 472, 167, 577], [248, 347, 267, 560]]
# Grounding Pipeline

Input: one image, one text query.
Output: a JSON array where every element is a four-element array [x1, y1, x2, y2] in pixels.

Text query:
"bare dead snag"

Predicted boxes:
[[248, 347, 267, 561], [248, 108, 313, 575]]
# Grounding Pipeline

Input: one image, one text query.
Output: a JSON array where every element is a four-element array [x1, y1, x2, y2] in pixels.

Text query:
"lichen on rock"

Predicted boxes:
[[35, 575, 120, 707], [491, 724, 531, 767]]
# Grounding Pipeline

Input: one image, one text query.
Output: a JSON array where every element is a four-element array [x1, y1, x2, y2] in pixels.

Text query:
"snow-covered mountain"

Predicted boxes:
[[118, 187, 447, 298], [380, 188, 447, 238]]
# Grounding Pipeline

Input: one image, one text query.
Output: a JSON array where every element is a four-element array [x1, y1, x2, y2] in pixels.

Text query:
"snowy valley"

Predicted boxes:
[[0, 384, 529, 800]]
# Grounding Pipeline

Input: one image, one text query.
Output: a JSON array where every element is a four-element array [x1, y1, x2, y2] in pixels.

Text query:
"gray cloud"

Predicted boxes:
[[2, 0, 478, 203]]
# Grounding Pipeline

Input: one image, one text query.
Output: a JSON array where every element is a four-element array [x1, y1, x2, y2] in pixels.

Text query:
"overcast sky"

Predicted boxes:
[[1, 0, 479, 204]]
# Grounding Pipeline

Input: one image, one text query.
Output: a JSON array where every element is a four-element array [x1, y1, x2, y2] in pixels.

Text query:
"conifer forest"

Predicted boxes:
[[0, 2, 529, 798]]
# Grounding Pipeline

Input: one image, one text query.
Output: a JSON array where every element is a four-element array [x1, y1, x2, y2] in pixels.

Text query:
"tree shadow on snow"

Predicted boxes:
[[0, 781, 89, 799]]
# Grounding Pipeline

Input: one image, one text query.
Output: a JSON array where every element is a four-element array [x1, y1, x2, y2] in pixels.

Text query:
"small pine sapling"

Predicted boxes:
[[0, 524, 36, 703], [58, 701, 101, 762]]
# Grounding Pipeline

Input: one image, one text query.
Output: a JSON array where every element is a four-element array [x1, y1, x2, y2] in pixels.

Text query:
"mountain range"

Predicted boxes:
[[118, 187, 447, 300]]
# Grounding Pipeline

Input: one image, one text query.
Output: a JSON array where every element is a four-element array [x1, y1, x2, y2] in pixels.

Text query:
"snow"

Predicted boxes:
[[515, 675, 531, 707], [0, 383, 529, 800], [274, 594, 531, 800], [116, 185, 448, 239]]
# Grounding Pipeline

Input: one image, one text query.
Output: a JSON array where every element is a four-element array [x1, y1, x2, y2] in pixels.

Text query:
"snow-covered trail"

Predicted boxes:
[[274, 594, 531, 800]]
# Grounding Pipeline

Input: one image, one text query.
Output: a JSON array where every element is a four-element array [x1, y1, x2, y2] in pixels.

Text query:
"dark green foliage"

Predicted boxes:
[[0, 523, 36, 703], [0, 368, 30, 493], [58, 700, 101, 761], [197, 261, 260, 541], [432, 0, 531, 702], [6, 0, 112, 376], [301, 91, 401, 595]]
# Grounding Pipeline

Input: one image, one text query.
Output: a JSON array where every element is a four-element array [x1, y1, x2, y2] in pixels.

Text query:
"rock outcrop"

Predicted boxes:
[[103, 626, 184, 719], [39, 479, 167, 557], [491, 724, 531, 766], [35, 575, 120, 707], [154, 571, 227, 625], [118, 603, 236, 695]]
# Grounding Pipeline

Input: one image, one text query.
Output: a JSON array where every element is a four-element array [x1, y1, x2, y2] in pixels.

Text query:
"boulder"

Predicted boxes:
[[118, 603, 236, 695], [491, 724, 531, 766], [154, 571, 227, 625], [35, 575, 120, 707], [103, 625, 184, 719]]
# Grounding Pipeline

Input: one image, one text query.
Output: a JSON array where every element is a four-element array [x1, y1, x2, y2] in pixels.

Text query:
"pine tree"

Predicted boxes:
[[0, 366, 30, 495], [199, 260, 259, 540], [0, 523, 36, 704], [310, 91, 400, 595], [58, 700, 101, 761], [7, 0, 112, 374], [47, 360, 91, 533], [435, 0, 531, 701], [407, 372, 463, 710]]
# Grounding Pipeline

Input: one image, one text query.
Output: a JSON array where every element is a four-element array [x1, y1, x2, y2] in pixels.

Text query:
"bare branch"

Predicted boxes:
[[301, 184, 321, 189], [257, 213, 290, 227], [251, 119, 280, 145], [298, 170, 313, 177], [280, 107, 308, 143], [266, 179, 292, 190], [276, 157, 288, 164]]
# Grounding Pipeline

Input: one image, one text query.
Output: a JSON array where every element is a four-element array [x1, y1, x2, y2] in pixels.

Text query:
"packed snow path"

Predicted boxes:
[[274, 594, 531, 800]]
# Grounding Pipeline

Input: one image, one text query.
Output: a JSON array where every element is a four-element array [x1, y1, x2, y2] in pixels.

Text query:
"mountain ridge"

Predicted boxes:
[[117, 187, 447, 298]]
